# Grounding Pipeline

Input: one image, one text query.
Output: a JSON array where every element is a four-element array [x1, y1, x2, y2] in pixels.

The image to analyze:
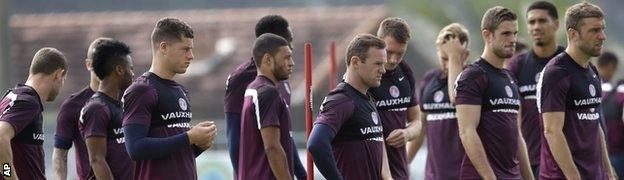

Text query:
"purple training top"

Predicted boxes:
[[0, 84, 45, 180], [54, 86, 94, 179], [537, 52, 607, 179], [506, 46, 565, 166], [238, 75, 294, 179], [419, 68, 463, 180], [368, 61, 418, 180], [602, 82, 624, 155], [315, 82, 385, 180], [455, 58, 522, 179], [122, 72, 196, 180], [81, 92, 135, 179]]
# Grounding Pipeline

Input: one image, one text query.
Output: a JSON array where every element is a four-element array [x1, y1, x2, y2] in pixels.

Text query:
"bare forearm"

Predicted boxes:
[[90, 159, 114, 180], [53, 148, 69, 180], [0, 139, 17, 180], [266, 147, 292, 180], [447, 57, 463, 104], [460, 129, 495, 179], [544, 131, 580, 179], [599, 127, 615, 177], [382, 145, 392, 180], [407, 112, 427, 163], [517, 136, 533, 180]]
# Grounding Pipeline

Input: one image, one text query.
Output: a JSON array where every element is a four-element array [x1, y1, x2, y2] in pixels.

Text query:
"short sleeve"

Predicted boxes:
[[538, 66, 570, 112], [258, 87, 282, 128], [55, 101, 80, 144], [122, 83, 157, 126], [81, 102, 111, 138], [314, 93, 354, 134], [455, 66, 488, 105], [0, 95, 40, 134]]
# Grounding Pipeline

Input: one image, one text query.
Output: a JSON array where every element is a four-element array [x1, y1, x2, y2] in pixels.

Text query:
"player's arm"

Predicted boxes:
[[386, 106, 421, 148], [599, 125, 617, 179], [406, 109, 427, 163], [0, 121, 17, 180], [86, 137, 113, 180], [457, 104, 495, 179], [516, 107, 534, 180], [381, 144, 393, 180], [52, 147, 69, 180], [444, 36, 469, 105], [307, 124, 342, 180], [261, 126, 292, 180], [542, 112, 580, 179], [291, 137, 307, 180]]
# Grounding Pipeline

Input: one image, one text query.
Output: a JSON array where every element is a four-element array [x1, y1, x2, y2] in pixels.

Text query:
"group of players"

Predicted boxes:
[[0, 1, 622, 180]]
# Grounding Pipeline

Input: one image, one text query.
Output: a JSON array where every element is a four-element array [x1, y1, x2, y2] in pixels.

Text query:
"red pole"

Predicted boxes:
[[304, 43, 314, 180], [329, 41, 337, 90]]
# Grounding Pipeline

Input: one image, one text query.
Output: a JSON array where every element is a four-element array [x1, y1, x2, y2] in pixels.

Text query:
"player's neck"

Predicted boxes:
[[148, 59, 176, 80], [257, 70, 278, 85], [24, 74, 50, 101], [344, 70, 369, 95], [481, 50, 505, 69], [98, 79, 120, 101], [532, 41, 557, 59], [565, 45, 591, 68], [89, 72, 100, 92]]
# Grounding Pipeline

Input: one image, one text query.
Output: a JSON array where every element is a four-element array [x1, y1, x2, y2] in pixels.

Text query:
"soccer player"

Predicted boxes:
[[414, 23, 469, 179], [53, 37, 110, 180], [537, 2, 616, 179], [505, 1, 565, 178], [122, 17, 217, 180], [308, 34, 392, 180], [596, 51, 624, 178], [238, 33, 295, 180], [455, 6, 533, 179], [224, 14, 306, 179], [368, 17, 421, 180], [80, 39, 135, 179], [0, 47, 67, 180]]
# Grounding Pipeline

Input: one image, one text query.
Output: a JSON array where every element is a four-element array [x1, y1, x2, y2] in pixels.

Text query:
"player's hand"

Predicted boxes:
[[187, 121, 217, 149], [385, 129, 410, 148], [440, 36, 469, 64]]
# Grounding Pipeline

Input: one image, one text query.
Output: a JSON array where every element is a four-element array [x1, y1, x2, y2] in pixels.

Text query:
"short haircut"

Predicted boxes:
[[481, 6, 518, 32], [597, 51, 618, 67], [92, 39, 132, 80], [86, 37, 113, 60], [565, 2, 604, 31], [151, 17, 194, 46], [255, 15, 292, 42], [436, 23, 469, 46], [377, 17, 411, 44], [345, 34, 386, 66], [252, 33, 289, 66], [29, 47, 67, 75], [527, 1, 559, 20]]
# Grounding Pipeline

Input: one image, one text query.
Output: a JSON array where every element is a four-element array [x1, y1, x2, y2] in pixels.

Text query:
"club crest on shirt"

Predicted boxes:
[[178, 98, 187, 111], [371, 112, 379, 125], [389, 85, 400, 98], [589, 84, 596, 97], [505, 85, 513, 98], [434, 90, 444, 103]]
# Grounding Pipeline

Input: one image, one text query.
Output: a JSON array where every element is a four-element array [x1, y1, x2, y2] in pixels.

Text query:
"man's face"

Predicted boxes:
[[382, 36, 407, 71], [356, 47, 387, 88], [120, 55, 135, 91], [271, 46, 294, 81], [164, 37, 194, 74], [437, 50, 449, 73], [575, 18, 606, 57], [48, 69, 67, 101], [527, 9, 558, 47], [488, 21, 518, 59]]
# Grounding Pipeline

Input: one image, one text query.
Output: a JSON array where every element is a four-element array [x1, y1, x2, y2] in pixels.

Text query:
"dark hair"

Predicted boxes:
[[345, 34, 386, 66], [377, 17, 411, 44], [29, 47, 67, 75], [597, 51, 618, 67], [92, 39, 132, 80], [255, 15, 292, 42], [252, 33, 289, 67], [481, 6, 518, 32], [527, 1, 558, 20], [87, 37, 113, 60], [151, 17, 194, 46], [565, 2, 604, 31]]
